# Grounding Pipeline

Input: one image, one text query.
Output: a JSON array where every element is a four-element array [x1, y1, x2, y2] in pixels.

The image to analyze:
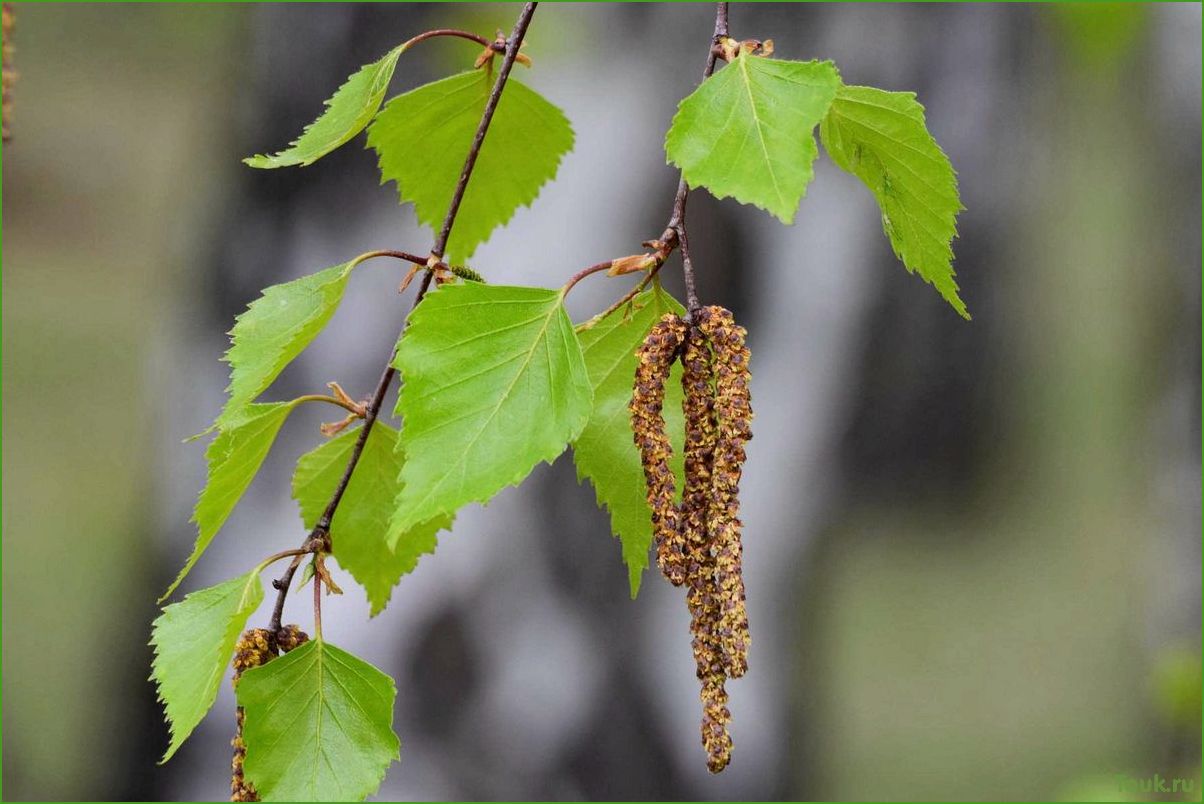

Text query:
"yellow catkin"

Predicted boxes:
[[630, 313, 689, 586], [230, 626, 309, 802], [697, 306, 752, 679]]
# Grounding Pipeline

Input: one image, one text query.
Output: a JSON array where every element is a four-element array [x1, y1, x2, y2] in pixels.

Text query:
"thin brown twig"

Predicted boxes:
[[665, 2, 729, 314], [291, 393, 365, 417], [258, 547, 313, 570], [356, 249, 433, 267], [400, 28, 500, 54], [562, 2, 730, 330], [433, 4, 537, 259], [265, 2, 539, 647], [561, 260, 619, 296]]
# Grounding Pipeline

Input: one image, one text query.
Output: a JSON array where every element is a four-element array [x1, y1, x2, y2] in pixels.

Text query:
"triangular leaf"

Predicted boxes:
[[572, 287, 687, 596], [665, 55, 841, 223], [151, 571, 264, 762], [390, 282, 592, 536], [245, 46, 404, 168], [162, 402, 293, 601], [292, 423, 452, 616], [238, 639, 400, 802], [819, 84, 967, 318], [219, 262, 355, 426], [367, 70, 574, 263]]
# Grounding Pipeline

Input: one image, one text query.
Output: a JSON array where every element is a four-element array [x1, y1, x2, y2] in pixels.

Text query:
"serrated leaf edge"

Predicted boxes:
[[388, 289, 591, 538], [151, 571, 264, 763], [244, 45, 405, 169]]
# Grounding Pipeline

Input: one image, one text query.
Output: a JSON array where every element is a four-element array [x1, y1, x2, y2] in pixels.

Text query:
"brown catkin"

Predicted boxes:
[[697, 306, 752, 679], [679, 327, 717, 568], [700, 675, 733, 773], [630, 305, 752, 774], [630, 313, 688, 586], [680, 324, 732, 770], [230, 626, 310, 802]]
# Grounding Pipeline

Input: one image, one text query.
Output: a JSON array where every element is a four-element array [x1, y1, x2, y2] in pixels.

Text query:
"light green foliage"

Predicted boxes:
[[151, 571, 264, 762], [292, 424, 451, 616], [573, 287, 687, 596], [219, 262, 355, 425], [820, 84, 967, 318], [162, 403, 293, 601], [367, 70, 574, 263], [390, 282, 592, 537], [238, 640, 400, 802], [245, 46, 404, 168], [665, 55, 841, 223]]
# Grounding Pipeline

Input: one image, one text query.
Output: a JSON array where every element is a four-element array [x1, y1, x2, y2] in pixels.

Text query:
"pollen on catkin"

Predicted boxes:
[[679, 326, 717, 565], [681, 323, 734, 772], [629, 303, 753, 774], [697, 306, 752, 679], [630, 312, 688, 586], [230, 626, 309, 802]]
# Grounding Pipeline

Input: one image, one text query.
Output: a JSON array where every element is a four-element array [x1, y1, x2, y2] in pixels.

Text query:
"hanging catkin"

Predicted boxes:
[[679, 324, 732, 770], [630, 313, 689, 586], [697, 306, 752, 679], [230, 626, 309, 802], [631, 302, 753, 773]]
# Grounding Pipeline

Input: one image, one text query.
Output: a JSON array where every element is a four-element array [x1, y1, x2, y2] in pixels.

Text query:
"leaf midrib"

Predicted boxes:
[[403, 298, 562, 518], [738, 56, 788, 210]]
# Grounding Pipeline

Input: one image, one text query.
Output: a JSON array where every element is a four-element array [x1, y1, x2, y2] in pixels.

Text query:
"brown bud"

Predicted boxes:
[[630, 313, 688, 586]]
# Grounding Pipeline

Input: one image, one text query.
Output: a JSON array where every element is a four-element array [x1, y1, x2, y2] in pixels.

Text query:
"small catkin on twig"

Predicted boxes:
[[230, 626, 309, 802], [630, 313, 689, 586]]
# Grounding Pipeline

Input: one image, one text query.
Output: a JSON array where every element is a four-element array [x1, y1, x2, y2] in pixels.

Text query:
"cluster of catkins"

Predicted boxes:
[[229, 626, 309, 802], [630, 305, 752, 773]]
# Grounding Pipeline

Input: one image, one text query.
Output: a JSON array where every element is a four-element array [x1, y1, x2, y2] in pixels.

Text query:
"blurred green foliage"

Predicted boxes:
[[2, 5, 248, 799]]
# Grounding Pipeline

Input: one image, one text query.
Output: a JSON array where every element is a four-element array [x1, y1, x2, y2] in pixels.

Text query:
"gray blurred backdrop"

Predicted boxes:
[[2, 3, 1201, 801]]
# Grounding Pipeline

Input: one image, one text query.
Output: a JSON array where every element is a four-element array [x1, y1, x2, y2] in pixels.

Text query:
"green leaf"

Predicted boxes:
[[219, 262, 355, 425], [665, 55, 841, 223], [572, 287, 686, 597], [390, 282, 592, 536], [238, 639, 400, 802], [151, 571, 264, 762], [367, 70, 574, 263], [245, 46, 404, 168], [292, 423, 452, 616], [819, 84, 967, 318], [162, 402, 293, 601]]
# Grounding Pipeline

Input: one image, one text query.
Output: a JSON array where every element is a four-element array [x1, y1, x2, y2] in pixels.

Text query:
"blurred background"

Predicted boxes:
[[2, 3, 1200, 801]]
